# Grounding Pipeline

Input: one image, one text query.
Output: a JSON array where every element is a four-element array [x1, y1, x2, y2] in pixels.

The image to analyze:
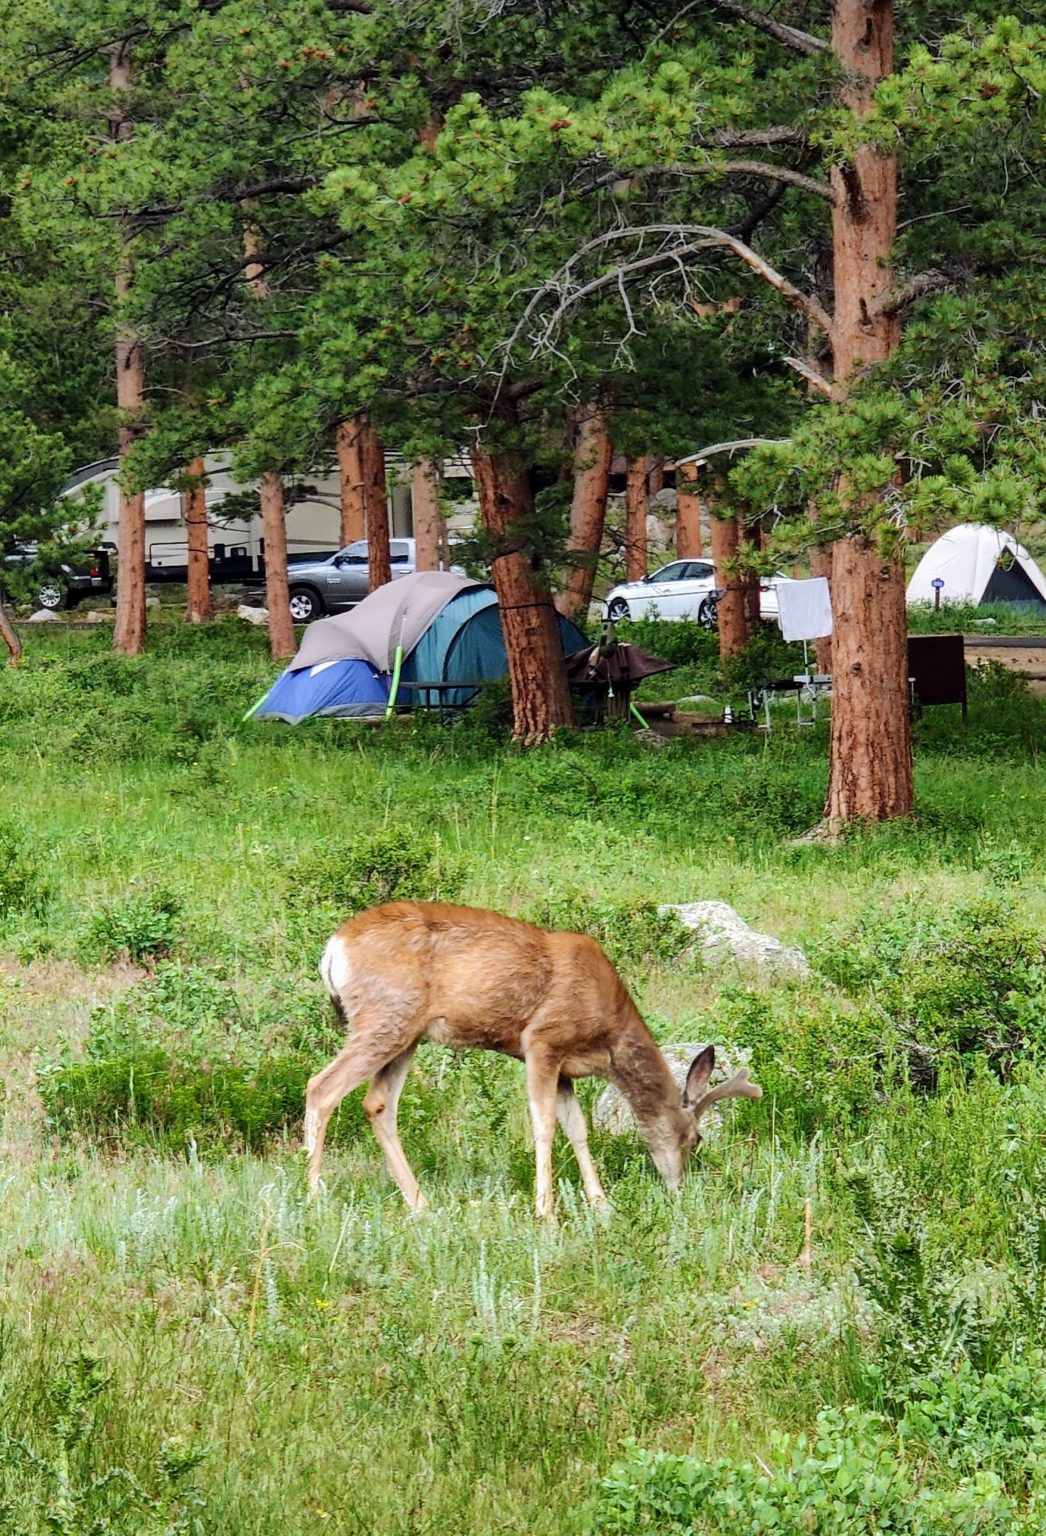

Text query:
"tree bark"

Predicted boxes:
[[184, 456, 212, 624], [471, 417, 574, 743], [824, 538, 911, 825], [675, 460, 703, 558], [335, 419, 366, 546], [241, 218, 295, 654], [0, 590, 21, 666], [824, 0, 911, 827], [361, 417, 390, 589], [646, 456, 664, 498], [710, 509, 749, 661], [623, 455, 648, 582], [411, 458, 442, 571], [556, 405, 612, 621], [260, 471, 296, 659], [110, 43, 147, 657], [740, 510, 762, 630]]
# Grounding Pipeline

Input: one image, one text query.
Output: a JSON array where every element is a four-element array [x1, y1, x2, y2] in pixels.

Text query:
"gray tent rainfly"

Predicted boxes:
[[249, 571, 591, 723]]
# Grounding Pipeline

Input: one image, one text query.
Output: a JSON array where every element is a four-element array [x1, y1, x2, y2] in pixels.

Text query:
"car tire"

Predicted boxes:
[[697, 597, 718, 632], [35, 578, 68, 612], [288, 586, 325, 623], [607, 598, 631, 622]]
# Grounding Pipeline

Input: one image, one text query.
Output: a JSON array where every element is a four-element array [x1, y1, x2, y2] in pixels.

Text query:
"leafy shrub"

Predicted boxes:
[[813, 894, 1046, 1085], [75, 885, 183, 965], [0, 820, 50, 919], [615, 616, 720, 667], [522, 890, 692, 977], [0, 1352, 206, 1535], [38, 1047, 330, 1152], [711, 985, 885, 1137], [593, 1408, 1020, 1535], [719, 622, 807, 694], [900, 1356, 1046, 1489], [288, 824, 465, 915], [967, 658, 1035, 707]]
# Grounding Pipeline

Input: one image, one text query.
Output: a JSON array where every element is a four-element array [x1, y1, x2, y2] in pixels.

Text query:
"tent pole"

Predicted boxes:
[[385, 645, 404, 721]]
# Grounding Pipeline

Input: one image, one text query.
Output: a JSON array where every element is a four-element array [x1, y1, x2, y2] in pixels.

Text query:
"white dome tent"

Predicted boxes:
[[907, 524, 1046, 609]]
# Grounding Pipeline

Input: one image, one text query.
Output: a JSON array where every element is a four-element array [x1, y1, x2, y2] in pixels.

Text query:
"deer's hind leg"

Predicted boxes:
[[304, 1009, 419, 1194], [363, 1047, 423, 1211]]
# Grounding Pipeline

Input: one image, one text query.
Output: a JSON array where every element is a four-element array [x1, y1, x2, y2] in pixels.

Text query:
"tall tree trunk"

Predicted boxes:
[[825, 0, 911, 828], [0, 588, 21, 666], [710, 510, 749, 661], [556, 405, 612, 621], [740, 510, 762, 630], [110, 43, 147, 657], [411, 458, 442, 571], [675, 460, 703, 558], [471, 414, 574, 744], [336, 419, 366, 546], [361, 418, 390, 589], [242, 217, 295, 654], [646, 456, 664, 497], [260, 472, 295, 659], [184, 455, 212, 624], [623, 455, 648, 582]]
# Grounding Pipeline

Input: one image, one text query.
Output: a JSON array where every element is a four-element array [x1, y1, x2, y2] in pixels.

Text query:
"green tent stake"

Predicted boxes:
[[629, 700, 647, 728], [385, 644, 404, 720], [241, 697, 263, 723]]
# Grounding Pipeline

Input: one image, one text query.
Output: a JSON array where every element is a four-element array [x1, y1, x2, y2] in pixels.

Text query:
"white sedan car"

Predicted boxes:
[[603, 559, 783, 627]]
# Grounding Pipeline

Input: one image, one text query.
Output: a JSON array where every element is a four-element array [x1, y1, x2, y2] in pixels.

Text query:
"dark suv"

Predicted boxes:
[[3, 543, 115, 611]]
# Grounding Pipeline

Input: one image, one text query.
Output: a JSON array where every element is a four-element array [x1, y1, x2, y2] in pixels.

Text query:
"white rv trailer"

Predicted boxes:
[[60, 452, 475, 584]]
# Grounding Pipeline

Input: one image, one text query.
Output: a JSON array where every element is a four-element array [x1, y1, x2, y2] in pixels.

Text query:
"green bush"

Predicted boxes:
[[812, 893, 1046, 1085], [593, 1408, 1020, 1535], [522, 890, 692, 978], [74, 885, 183, 965], [711, 985, 885, 1137], [288, 824, 465, 915], [38, 1047, 326, 1152], [0, 821, 50, 919]]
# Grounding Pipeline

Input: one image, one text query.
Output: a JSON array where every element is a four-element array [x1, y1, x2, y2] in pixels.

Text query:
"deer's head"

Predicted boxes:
[[648, 1044, 763, 1190]]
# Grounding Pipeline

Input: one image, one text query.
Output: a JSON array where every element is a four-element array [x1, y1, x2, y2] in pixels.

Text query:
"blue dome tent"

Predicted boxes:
[[248, 571, 589, 723]]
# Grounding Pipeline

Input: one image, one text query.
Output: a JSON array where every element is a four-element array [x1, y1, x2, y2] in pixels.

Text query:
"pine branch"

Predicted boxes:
[[524, 225, 835, 349], [705, 0, 828, 56]]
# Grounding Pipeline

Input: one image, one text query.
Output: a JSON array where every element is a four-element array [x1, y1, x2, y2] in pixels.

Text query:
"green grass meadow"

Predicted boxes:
[[1, 616, 1045, 1533]]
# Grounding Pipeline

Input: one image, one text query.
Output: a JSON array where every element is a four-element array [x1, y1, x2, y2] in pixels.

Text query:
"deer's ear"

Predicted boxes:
[[682, 1045, 715, 1108]]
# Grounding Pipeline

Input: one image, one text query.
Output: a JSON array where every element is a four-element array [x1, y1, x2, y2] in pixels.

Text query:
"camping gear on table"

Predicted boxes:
[[249, 571, 589, 723], [565, 627, 676, 723]]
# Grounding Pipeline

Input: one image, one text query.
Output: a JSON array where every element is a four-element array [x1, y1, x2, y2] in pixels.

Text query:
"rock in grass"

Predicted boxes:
[[27, 609, 60, 623], [593, 1041, 753, 1139], [237, 604, 269, 625], [661, 899, 809, 977]]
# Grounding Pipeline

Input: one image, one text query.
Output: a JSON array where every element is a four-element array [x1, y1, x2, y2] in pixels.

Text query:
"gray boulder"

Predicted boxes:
[[26, 608, 60, 623], [236, 604, 269, 625], [662, 899, 809, 977]]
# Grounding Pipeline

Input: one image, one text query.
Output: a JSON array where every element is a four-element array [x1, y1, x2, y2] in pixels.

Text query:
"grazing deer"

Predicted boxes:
[[304, 901, 762, 1216]]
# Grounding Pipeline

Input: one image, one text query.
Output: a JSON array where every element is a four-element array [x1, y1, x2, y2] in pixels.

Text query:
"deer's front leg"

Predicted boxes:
[[556, 1080, 608, 1210], [524, 1049, 560, 1220]]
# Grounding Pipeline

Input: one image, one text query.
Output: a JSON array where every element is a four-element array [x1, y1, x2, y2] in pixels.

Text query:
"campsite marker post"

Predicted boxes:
[[931, 577, 944, 611]]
